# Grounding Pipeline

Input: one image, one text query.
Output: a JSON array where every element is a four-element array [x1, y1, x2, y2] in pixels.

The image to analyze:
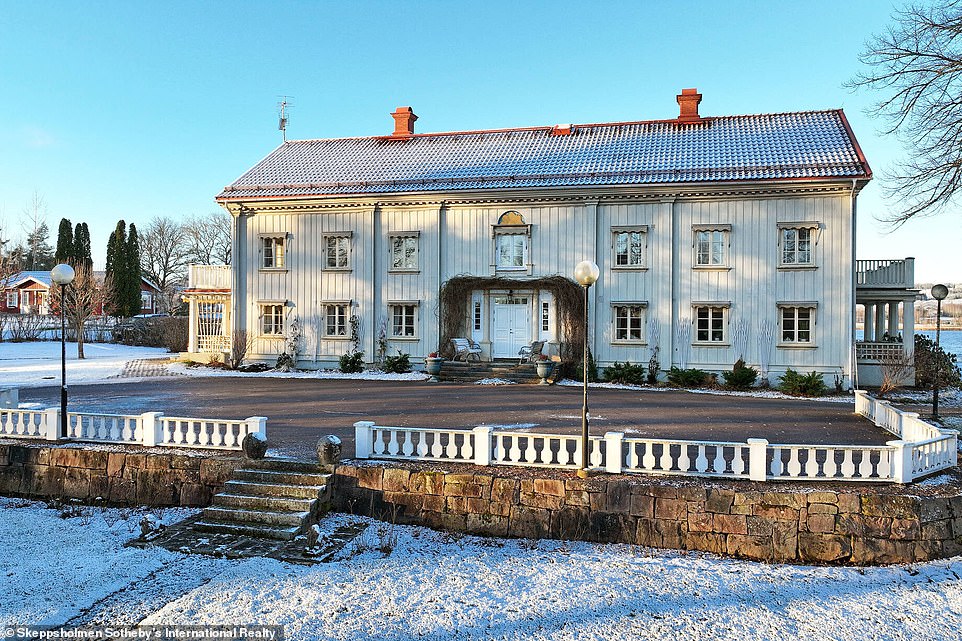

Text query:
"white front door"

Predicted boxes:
[[492, 296, 530, 358]]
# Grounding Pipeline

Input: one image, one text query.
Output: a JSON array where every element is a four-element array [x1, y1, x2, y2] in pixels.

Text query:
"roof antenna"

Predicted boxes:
[[277, 96, 292, 142]]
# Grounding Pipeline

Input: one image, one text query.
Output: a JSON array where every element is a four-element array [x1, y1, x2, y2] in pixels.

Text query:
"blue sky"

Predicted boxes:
[[1, 0, 959, 281]]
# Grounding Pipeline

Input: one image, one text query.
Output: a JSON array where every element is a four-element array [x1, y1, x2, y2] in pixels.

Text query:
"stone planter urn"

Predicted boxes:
[[424, 356, 445, 382], [536, 359, 555, 385]]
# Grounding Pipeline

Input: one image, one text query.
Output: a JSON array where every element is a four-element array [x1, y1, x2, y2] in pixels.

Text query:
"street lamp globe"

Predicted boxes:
[[50, 263, 75, 286], [932, 284, 949, 301], [574, 260, 600, 287]]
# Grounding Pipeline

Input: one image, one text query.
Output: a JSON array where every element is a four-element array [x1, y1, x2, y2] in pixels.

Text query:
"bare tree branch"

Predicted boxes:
[[850, 1, 962, 224]]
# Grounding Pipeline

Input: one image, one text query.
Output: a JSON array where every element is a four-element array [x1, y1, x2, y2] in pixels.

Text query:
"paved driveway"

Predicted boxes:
[[19, 378, 888, 459]]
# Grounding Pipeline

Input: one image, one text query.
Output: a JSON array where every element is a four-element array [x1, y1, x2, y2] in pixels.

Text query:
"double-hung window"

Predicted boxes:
[[493, 211, 531, 272], [612, 226, 648, 268], [779, 304, 816, 345], [390, 303, 418, 338], [260, 235, 286, 269], [389, 233, 419, 271], [260, 303, 285, 336], [612, 304, 647, 342], [693, 304, 729, 344], [6, 292, 18, 308], [324, 233, 352, 270], [693, 224, 730, 268], [323, 303, 349, 337], [778, 223, 818, 267]]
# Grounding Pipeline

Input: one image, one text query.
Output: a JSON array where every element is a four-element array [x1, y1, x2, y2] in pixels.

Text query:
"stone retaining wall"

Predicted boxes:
[[0, 442, 243, 506], [333, 461, 962, 565]]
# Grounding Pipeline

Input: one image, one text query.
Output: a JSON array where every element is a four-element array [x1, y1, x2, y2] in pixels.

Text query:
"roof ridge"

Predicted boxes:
[[280, 109, 844, 144]]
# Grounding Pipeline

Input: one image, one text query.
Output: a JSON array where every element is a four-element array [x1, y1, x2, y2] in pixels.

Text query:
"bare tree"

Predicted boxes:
[[878, 347, 915, 397], [184, 211, 232, 265], [50, 265, 104, 359], [20, 192, 53, 269], [851, 1, 962, 224], [139, 216, 190, 313]]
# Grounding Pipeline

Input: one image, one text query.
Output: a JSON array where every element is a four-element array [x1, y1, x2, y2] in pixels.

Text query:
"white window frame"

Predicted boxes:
[[611, 302, 648, 344], [389, 232, 419, 272], [692, 303, 730, 345], [323, 233, 352, 271], [493, 224, 531, 272], [259, 302, 286, 337], [259, 234, 287, 270], [612, 226, 649, 269], [322, 302, 351, 338], [6, 291, 18, 308], [389, 302, 419, 339], [140, 292, 152, 310], [778, 303, 817, 347], [778, 222, 819, 268], [692, 224, 731, 269]]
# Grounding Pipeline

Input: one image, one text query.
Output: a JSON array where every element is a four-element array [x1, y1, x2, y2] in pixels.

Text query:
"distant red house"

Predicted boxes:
[[1, 271, 161, 316]]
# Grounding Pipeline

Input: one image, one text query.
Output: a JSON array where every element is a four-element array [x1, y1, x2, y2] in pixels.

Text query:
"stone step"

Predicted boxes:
[[242, 458, 322, 474], [232, 469, 331, 486], [211, 492, 316, 513], [202, 505, 310, 528], [192, 519, 302, 541], [223, 479, 327, 500]]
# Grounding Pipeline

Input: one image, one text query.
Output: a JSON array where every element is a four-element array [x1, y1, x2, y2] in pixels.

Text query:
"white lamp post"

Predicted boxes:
[[50, 263, 75, 438], [931, 283, 949, 420], [574, 260, 600, 478]]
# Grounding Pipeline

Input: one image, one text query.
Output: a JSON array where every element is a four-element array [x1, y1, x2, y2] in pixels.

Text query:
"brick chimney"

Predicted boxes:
[[676, 88, 704, 124], [391, 106, 418, 137]]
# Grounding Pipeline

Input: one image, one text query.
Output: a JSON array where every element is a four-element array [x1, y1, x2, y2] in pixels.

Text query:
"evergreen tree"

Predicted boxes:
[[73, 222, 92, 270], [55, 218, 73, 264], [25, 222, 54, 270], [125, 224, 142, 316], [105, 220, 128, 317]]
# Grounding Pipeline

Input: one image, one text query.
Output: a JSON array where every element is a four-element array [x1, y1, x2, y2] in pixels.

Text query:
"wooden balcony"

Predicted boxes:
[[856, 258, 914, 290], [188, 264, 232, 291]]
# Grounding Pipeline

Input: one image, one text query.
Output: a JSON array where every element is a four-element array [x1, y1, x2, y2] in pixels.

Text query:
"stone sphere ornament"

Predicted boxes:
[[242, 431, 268, 459]]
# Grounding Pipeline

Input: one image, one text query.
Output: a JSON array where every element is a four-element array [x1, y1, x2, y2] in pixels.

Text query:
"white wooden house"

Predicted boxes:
[[185, 89, 915, 386]]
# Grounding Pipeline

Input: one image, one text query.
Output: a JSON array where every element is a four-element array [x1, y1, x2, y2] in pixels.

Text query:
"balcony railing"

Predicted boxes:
[[188, 264, 232, 291], [855, 341, 906, 361], [856, 258, 914, 289]]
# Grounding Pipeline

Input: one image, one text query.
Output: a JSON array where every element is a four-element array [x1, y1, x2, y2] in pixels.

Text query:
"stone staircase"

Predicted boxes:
[[438, 359, 557, 384], [193, 458, 331, 541]]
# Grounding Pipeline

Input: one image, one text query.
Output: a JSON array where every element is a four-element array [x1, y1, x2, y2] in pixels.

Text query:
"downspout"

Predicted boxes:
[[850, 180, 859, 391]]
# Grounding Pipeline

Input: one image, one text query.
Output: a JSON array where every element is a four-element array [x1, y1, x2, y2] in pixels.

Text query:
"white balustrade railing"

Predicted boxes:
[[623, 438, 751, 479], [0, 408, 53, 440], [855, 342, 906, 362], [66, 412, 143, 444], [355, 391, 958, 483], [855, 258, 913, 288], [767, 444, 893, 481], [0, 406, 265, 451]]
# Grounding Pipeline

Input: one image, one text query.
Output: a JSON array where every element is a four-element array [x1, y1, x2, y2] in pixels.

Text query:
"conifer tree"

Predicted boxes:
[[125, 224, 142, 316], [73, 222, 92, 270], [105, 220, 128, 317], [54, 218, 73, 264]]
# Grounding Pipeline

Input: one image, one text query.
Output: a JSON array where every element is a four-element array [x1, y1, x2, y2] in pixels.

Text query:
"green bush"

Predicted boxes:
[[778, 368, 827, 397], [915, 334, 961, 389], [382, 350, 411, 374], [723, 359, 758, 390], [602, 361, 648, 385], [339, 351, 364, 374], [667, 367, 711, 387]]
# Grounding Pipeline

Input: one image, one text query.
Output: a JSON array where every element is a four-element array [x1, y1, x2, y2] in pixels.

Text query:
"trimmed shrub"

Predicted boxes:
[[382, 350, 411, 374], [723, 359, 758, 390], [667, 367, 711, 387], [602, 361, 647, 385], [778, 368, 827, 397], [339, 351, 364, 373]]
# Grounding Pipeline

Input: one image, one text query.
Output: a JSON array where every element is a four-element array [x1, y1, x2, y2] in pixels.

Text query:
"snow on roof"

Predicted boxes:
[[218, 110, 871, 200], [6, 271, 52, 288]]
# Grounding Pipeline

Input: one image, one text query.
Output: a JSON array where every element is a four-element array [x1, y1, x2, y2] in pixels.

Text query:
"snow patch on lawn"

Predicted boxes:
[[0, 341, 170, 388], [556, 379, 854, 403], [168, 362, 429, 382], [475, 378, 517, 385], [3, 503, 962, 639]]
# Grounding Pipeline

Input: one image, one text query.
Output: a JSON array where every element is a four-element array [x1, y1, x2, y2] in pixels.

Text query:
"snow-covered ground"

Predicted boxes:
[[0, 340, 170, 387], [168, 362, 429, 382], [2, 497, 961, 639]]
